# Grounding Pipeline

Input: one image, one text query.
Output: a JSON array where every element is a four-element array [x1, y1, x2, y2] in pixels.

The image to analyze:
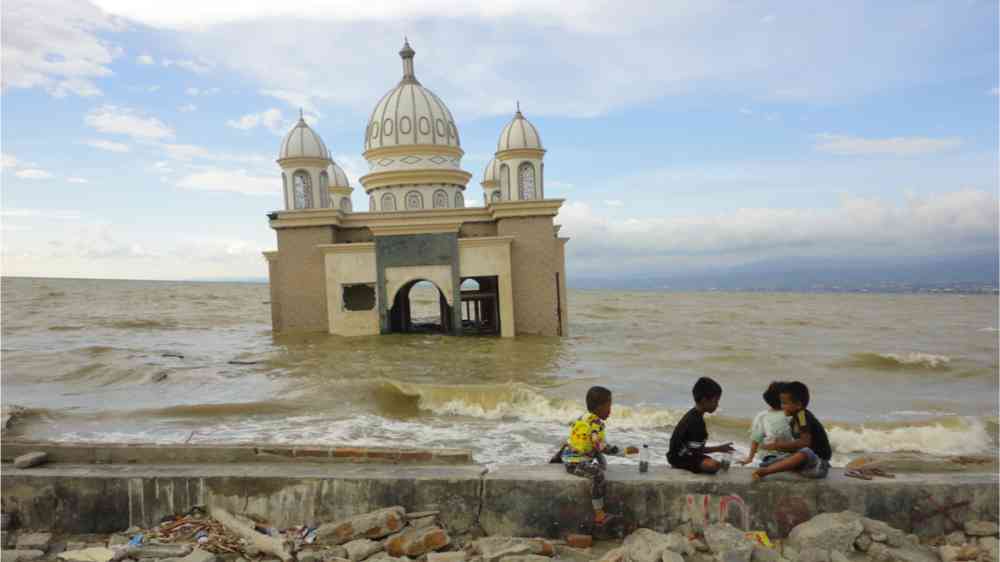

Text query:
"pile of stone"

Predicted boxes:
[[930, 521, 998, 562]]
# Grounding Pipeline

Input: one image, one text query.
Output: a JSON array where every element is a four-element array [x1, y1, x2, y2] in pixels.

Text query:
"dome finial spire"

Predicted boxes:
[[516, 100, 521, 116], [399, 38, 417, 82], [299, 107, 304, 121]]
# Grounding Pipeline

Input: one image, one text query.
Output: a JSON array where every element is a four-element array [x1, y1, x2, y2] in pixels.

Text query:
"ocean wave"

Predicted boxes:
[[100, 318, 178, 330], [48, 325, 84, 331], [828, 416, 993, 456], [376, 380, 685, 429], [835, 352, 952, 370]]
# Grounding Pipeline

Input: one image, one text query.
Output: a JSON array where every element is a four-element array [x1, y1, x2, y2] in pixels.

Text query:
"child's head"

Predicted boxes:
[[763, 381, 786, 410], [586, 385, 613, 419], [779, 381, 810, 416], [692, 376, 723, 413]]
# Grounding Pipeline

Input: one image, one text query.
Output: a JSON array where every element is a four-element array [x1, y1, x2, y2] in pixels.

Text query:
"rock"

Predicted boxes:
[[703, 524, 752, 562], [750, 545, 779, 562], [57, 548, 115, 562], [13, 452, 48, 469], [829, 552, 849, 562], [796, 549, 829, 562], [660, 552, 683, 562], [107, 535, 130, 548], [367, 555, 411, 562], [384, 527, 449, 557], [180, 549, 217, 562], [1, 550, 45, 562], [939, 545, 962, 562], [861, 518, 906, 547], [344, 539, 384, 562], [409, 517, 437, 530], [16, 533, 52, 552], [855, 534, 872, 552], [787, 512, 863, 556], [242, 546, 260, 558], [966, 522, 1000, 538], [979, 537, 998, 562], [691, 539, 709, 553], [118, 544, 193, 560], [565, 536, 592, 550], [499, 557, 551, 562], [871, 534, 887, 543], [466, 538, 554, 562], [623, 529, 674, 562], [427, 553, 468, 562], [317, 508, 407, 545], [554, 546, 593, 562], [299, 551, 324, 562], [209, 507, 292, 562], [945, 532, 968, 547], [0, 514, 11, 531], [596, 548, 625, 562], [664, 533, 692, 557], [322, 547, 349, 560], [958, 544, 981, 559]]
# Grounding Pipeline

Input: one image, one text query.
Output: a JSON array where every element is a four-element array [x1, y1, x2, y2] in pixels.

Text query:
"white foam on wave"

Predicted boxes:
[[877, 352, 951, 368], [828, 417, 992, 456]]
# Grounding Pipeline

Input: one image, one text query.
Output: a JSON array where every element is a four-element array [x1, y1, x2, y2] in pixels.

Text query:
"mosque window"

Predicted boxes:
[[433, 189, 449, 209], [293, 171, 313, 209], [282, 173, 288, 208], [491, 191, 501, 203], [340, 197, 352, 212], [343, 284, 376, 311], [518, 163, 536, 200], [540, 163, 544, 198], [381, 193, 397, 211], [455, 191, 464, 208], [405, 190, 423, 210], [500, 164, 510, 200]]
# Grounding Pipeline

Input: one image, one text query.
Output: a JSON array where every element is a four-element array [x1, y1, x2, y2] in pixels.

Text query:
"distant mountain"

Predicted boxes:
[[570, 253, 999, 292]]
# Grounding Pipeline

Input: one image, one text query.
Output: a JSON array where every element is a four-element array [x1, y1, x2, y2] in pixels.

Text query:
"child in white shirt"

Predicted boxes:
[[738, 381, 794, 467]]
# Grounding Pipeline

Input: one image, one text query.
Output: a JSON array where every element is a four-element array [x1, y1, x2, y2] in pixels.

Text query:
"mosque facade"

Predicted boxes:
[[263, 41, 568, 337]]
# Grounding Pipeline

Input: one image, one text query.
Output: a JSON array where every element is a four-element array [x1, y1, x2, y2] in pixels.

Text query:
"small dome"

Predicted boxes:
[[364, 40, 460, 151], [328, 161, 350, 188], [497, 106, 543, 152], [482, 158, 499, 184], [279, 114, 330, 160]]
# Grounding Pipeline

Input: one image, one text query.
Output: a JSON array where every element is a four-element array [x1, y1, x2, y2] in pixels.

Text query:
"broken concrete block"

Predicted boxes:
[[595, 548, 624, 562], [564, 535, 591, 550], [57, 548, 116, 562], [466, 538, 554, 562], [623, 529, 674, 562], [384, 526, 449, 557], [16, 532, 52, 552], [966, 521, 1000, 537], [318, 508, 406, 545], [343, 539, 384, 562], [787, 513, 862, 556], [427, 553, 467, 562], [704, 524, 752, 562], [179, 549, 217, 562], [496, 556, 550, 562], [1, 551, 45, 562]]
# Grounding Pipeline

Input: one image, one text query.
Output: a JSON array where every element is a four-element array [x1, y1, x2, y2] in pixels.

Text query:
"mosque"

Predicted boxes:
[[263, 41, 568, 337]]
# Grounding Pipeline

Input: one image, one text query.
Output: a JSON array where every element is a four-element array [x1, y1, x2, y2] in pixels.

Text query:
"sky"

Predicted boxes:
[[1, 0, 997, 281]]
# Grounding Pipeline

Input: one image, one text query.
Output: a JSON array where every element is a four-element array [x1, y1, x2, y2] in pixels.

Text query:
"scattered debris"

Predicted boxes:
[[13, 452, 48, 469], [161, 354, 184, 359]]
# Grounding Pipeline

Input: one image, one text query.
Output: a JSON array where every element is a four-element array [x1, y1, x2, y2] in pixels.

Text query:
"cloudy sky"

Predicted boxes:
[[2, 0, 997, 280]]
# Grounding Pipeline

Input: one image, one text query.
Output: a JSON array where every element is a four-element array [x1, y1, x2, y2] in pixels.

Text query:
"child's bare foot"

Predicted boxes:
[[594, 511, 617, 526], [751, 470, 765, 482]]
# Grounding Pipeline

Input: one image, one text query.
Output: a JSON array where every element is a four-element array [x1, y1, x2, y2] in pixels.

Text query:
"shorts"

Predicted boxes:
[[667, 453, 711, 473], [758, 452, 789, 467], [796, 447, 830, 479]]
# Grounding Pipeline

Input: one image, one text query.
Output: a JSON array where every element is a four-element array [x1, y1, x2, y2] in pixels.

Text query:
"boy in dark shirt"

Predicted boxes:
[[667, 377, 735, 474], [752, 380, 832, 481]]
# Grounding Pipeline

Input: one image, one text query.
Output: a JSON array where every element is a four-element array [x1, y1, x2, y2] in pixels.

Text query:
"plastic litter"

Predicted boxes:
[[639, 444, 650, 473], [128, 534, 144, 547]]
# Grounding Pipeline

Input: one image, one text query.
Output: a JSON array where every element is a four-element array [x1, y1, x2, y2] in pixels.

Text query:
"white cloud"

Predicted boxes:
[[2, 0, 124, 97], [604, 199, 624, 207], [815, 133, 963, 156], [175, 168, 277, 196], [163, 58, 213, 74], [559, 189, 997, 276], [1, 208, 82, 219], [261, 90, 322, 117], [739, 107, 753, 115], [760, 14, 776, 24], [148, 85, 160, 92], [226, 108, 285, 133], [2, 153, 18, 168], [68, 177, 89, 183], [136, 54, 155, 65], [163, 143, 212, 161], [178, 103, 198, 112], [184, 87, 220, 96], [15, 169, 54, 179], [84, 105, 174, 141], [84, 138, 130, 152]]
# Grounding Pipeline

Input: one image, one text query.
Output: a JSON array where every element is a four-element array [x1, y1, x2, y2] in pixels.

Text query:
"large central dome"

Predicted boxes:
[[360, 40, 471, 213]]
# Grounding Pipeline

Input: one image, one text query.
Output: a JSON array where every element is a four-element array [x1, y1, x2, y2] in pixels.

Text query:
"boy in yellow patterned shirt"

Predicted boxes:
[[561, 386, 637, 526]]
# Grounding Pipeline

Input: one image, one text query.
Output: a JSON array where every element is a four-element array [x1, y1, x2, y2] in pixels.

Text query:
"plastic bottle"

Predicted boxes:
[[639, 444, 650, 473]]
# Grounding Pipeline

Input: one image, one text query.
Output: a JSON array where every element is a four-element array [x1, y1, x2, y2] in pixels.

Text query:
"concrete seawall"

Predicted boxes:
[[3, 461, 996, 539]]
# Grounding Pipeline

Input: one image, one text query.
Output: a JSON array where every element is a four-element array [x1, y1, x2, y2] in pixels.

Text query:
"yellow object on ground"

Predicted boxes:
[[745, 531, 773, 548]]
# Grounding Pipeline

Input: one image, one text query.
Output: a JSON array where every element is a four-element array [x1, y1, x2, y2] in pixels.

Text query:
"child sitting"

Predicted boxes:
[[738, 381, 794, 467], [667, 377, 735, 474], [562, 386, 637, 526], [752, 381, 832, 481]]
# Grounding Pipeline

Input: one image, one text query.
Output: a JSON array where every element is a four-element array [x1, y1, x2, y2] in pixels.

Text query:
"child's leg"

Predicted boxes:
[[752, 451, 807, 480], [567, 461, 607, 512], [699, 456, 722, 474]]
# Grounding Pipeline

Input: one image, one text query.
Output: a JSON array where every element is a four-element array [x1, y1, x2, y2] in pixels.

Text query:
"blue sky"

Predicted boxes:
[[2, 0, 997, 280]]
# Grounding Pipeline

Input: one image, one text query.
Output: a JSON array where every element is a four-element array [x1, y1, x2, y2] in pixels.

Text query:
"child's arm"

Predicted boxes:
[[738, 441, 759, 465], [764, 430, 812, 452], [704, 442, 735, 453]]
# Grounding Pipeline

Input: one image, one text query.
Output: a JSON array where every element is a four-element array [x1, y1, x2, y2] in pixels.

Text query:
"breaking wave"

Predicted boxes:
[[836, 352, 952, 370], [828, 416, 995, 456]]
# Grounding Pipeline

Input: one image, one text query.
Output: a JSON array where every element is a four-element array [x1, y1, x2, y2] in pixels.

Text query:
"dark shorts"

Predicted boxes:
[[668, 453, 711, 473], [797, 447, 830, 479]]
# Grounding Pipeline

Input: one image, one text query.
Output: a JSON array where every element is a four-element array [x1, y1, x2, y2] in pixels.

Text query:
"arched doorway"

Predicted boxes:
[[388, 279, 452, 333]]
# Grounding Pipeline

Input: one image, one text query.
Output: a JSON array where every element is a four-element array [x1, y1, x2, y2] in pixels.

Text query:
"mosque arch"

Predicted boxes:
[[381, 192, 397, 211], [455, 191, 464, 208], [292, 170, 313, 209], [340, 197, 352, 212], [500, 164, 510, 200], [433, 189, 449, 209], [387, 278, 453, 334], [405, 190, 424, 210], [518, 162, 536, 200]]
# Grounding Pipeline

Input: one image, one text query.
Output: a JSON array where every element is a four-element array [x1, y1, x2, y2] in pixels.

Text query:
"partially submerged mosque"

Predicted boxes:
[[263, 41, 569, 337]]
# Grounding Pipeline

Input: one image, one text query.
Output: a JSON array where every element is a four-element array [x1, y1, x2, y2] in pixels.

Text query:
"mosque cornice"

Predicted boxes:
[[277, 156, 332, 167], [495, 148, 546, 160], [488, 199, 564, 219], [480, 179, 498, 188], [359, 168, 473, 191], [363, 145, 465, 160], [268, 199, 564, 230], [316, 242, 375, 254]]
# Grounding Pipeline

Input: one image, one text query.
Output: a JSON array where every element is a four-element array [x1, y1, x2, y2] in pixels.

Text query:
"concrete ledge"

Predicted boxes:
[[2, 463, 996, 539], [481, 465, 999, 539], [0, 442, 474, 465]]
